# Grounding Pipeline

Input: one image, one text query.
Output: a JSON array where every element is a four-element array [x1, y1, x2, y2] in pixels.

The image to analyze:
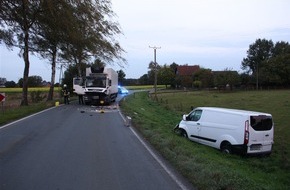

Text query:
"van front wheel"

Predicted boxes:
[[179, 129, 188, 138], [221, 142, 232, 154]]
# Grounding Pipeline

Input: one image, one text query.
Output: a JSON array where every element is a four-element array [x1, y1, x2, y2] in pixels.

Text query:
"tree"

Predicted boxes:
[[169, 62, 178, 72], [33, 0, 76, 101], [0, 0, 42, 105], [242, 39, 290, 88], [261, 41, 290, 87], [29, 75, 43, 87], [158, 65, 175, 88], [1, 0, 125, 105], [213, 69, 240, 90], [268, 41, 290, 86], [148, 61, 161, 86], [5, 81, 17, 88], [92, 59, 106, 70], [61, 0, 125, 77], [62, 64, 79, 92], [18, 75, 43, 87], [117, 70, 126, 85], [241, 39, 274, 89], [194, 68, 213, 88], [240, 72, 253, 89], [181, 76, 193, 88], [169, 62, 181, 88], [139, 74, 150, 85]]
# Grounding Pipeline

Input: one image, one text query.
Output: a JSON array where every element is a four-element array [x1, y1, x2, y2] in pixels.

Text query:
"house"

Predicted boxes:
[[0, 77, 6, 87], [175, 65, 200, 88], [175, 65, 200, 76]]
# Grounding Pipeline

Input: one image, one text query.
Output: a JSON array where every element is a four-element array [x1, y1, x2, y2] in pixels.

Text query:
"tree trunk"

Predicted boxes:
[[21, 37, 30, 106], [21, 11, 30, 106], [47, 48, 57, 101]]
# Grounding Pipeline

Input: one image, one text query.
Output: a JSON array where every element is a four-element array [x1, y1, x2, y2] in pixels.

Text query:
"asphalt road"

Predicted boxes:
[[0, 99, 193, 190]]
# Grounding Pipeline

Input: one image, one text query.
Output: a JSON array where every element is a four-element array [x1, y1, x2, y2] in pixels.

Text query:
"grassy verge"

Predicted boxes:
[[124, 85, 166, 90], [119, 90, 290, 190], [0, 87, 62, 93], [0, 102, 55, 125], [0, 88, 63, 126]]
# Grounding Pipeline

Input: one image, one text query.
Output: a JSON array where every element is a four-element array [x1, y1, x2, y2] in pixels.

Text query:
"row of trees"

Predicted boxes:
[[125, 63, 240, 89], [125, 38, 290, 89], [242, 39, 290, 89], [0, 0, 124, 105], [2, 76, 55, 88], [55, 38, 289, 91]]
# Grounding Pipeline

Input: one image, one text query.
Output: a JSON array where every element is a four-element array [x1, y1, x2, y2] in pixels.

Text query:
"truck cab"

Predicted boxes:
[[73, 67, 118, 105]]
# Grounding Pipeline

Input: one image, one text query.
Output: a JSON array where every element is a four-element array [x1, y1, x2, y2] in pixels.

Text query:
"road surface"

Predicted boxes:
[[0, 99, 193, 190]]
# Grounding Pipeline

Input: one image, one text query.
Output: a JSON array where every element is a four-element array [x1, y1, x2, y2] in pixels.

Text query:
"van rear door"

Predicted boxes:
[[248, 115, 273, 153]]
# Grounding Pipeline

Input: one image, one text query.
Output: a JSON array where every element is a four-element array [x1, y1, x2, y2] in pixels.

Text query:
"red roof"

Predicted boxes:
[[176, 65, 200, 76]]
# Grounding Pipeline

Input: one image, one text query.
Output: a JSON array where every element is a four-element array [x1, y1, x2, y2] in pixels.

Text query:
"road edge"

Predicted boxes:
[[118, 110, 195, 190], [0, 106, 58, 130]]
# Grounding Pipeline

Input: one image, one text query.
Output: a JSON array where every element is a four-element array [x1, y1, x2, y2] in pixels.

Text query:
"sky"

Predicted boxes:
[[1, 0, 290, 82]]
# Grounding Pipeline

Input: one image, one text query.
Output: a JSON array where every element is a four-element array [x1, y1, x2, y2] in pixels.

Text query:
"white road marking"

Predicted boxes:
[[118, 111, 189, 190], [0, 106, 56, 130]]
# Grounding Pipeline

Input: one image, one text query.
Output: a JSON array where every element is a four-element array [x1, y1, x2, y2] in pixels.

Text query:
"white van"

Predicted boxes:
[[174, 107, 274, 155]]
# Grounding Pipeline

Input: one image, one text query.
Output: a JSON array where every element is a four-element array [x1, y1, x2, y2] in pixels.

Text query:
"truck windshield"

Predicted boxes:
[[73, 78, 83, 85], [86, 77, 106, 88], [250, 115, 273, 131]]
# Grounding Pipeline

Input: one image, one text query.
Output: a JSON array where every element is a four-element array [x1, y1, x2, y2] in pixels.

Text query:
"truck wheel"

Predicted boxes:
[[221, 142, 232, 154]]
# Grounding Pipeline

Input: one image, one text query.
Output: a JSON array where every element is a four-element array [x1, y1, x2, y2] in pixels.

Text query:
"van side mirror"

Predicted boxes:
[[183, 115, 188, 121]]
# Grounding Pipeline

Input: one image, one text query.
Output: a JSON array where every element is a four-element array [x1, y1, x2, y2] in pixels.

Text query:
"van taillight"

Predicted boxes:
[[244, 120, 249, 144]]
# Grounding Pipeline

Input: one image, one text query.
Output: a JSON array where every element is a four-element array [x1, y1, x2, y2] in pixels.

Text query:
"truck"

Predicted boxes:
[[174, 107, 274, 155], [73, 67, 118, 105]]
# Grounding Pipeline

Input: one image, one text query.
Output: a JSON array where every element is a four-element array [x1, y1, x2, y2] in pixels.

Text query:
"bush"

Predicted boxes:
[[30, 91, 46, 103]]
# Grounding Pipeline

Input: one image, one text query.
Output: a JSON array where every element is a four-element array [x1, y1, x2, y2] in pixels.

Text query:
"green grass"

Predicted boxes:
[[124, 85, 166, 90], [0, 102, 55, 125], [120, 90, 290, 190], [0, 88, 63, 125], [0, 87, 61, 93]]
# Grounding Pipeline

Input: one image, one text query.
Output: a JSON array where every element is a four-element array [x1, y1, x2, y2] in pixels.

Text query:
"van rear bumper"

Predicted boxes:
[[247, 144, 272, 155], [232, 144, 248, 154], [232, 144, 272, 155]]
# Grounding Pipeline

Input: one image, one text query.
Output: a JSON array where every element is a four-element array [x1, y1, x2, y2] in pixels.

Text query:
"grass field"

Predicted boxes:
[[0, 87, 61, 93], [0, 87, 62, 125], [120, 90, 290, 190]]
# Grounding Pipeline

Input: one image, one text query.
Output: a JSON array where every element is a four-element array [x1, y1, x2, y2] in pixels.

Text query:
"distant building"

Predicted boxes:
[[175, 65, 200, 76], [0, 77, 7, 87], [175, 65, 200, 88], [42, 81, 51, 87]]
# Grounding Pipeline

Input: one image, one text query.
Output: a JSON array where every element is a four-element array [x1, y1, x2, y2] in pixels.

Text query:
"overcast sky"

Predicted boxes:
[[1, 0, 290, 82]]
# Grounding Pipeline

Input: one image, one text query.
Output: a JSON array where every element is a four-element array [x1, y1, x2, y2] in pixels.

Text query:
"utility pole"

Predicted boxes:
[[149, 46, 161, 99]]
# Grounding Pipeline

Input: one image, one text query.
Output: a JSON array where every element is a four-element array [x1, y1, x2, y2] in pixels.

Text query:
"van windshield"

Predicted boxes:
[[187, 110, 202, 121], [250, 115, 273, 131]]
